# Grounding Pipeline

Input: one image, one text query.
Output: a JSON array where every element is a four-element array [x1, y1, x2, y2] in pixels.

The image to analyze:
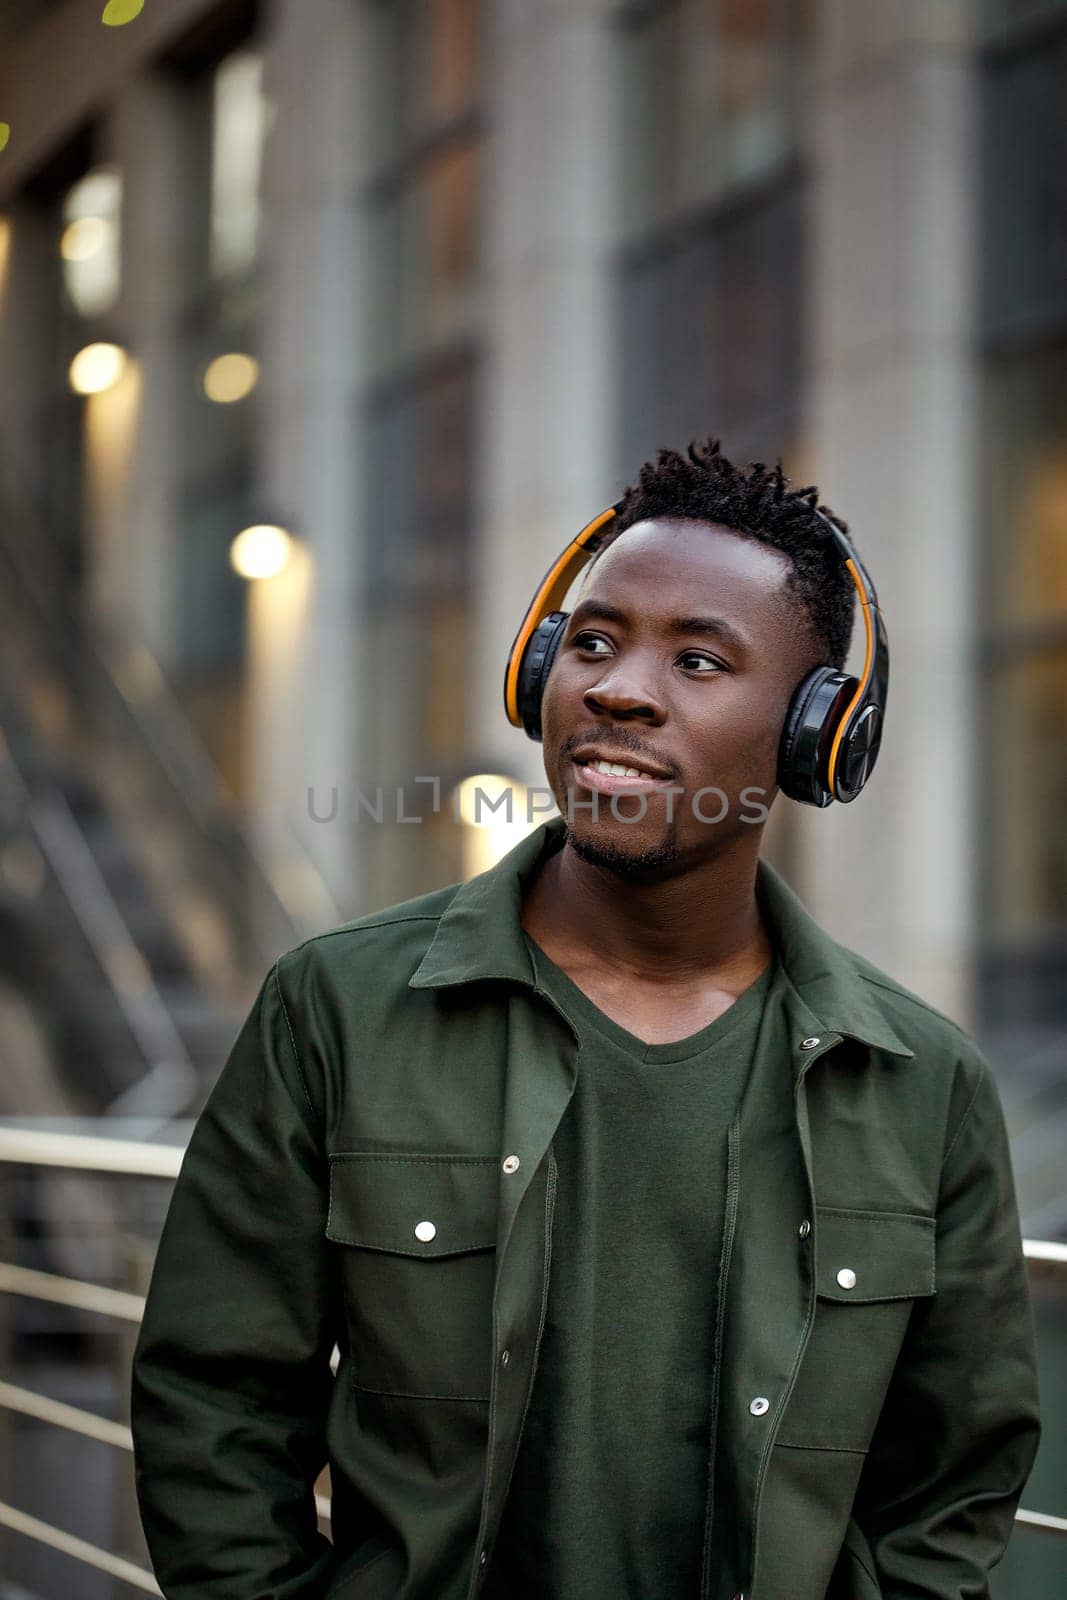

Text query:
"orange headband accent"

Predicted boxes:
[[503, 507, 618, 727], [826, 557, 874, 794]]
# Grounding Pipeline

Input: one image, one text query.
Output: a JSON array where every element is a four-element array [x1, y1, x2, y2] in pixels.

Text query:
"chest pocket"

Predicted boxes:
[[325, 1152, 500, 1401], [776, 1206, 936, 1454]]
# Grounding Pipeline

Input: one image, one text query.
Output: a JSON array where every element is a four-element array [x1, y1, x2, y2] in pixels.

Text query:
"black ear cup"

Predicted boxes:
[[777, 667, 858, 807], [835, 703, 883, 801], [517, 612, 570, 741]]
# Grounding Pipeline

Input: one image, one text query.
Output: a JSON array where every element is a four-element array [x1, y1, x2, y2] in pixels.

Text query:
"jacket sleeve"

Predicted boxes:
[[851, 1045, 1042, 1597], [130, 957, 344, 1598]]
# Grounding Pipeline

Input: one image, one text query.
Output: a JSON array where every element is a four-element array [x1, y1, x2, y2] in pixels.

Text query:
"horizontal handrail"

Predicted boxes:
[[0, 1125, 1063, 1270], [0, 1378, 133, 1451], [0, 1379, 332, 1521], [1015, 1507, 1067, 1536], [0, 1126, 184, 1177], [0, 1261, 146, 1321], [0, 1501, 162, 1595], [0, 1128, 1063, 1568]]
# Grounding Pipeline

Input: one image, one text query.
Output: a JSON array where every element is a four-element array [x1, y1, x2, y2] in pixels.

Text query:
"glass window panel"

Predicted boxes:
[[60, 167, 122, 318], [981, 29, 1067, 340], [210, 50, 266, 281], [375, 0, 484, 158], [365, 353, 476, 601], [621, 0, 799, 237], [983, 0, 1067, 34], [177, 472, 250, 673], [716, 0, 791, 185], [620, 4, 686, 233], [618, 179, 803, 470], [418, 0, 484, 130], [984, 343, 1067, 628], [372, 138, 482, 370], [986, 649, 1067, 937]]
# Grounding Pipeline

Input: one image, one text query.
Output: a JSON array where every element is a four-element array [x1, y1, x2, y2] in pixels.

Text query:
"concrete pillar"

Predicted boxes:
[[473, 0, 619, 801], [800, 0, 978, 1023], [0, 202, 64, 512], [250, 0, 369, 911], [100, 76, 189, 669]]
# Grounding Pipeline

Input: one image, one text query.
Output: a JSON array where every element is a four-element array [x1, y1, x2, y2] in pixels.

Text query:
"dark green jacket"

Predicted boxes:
[[131, 816, 1041, 1600]]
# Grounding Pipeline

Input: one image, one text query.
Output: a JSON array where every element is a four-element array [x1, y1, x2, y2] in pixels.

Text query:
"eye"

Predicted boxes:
[[678, 651, 726, 673], [570, 631, 613, 655]]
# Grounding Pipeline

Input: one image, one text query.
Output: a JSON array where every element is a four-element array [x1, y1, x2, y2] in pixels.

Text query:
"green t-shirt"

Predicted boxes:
[[484, 935, 783, 1600]]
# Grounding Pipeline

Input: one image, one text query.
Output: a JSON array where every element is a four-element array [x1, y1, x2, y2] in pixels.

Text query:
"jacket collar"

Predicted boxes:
[[409, 815, 914, 1059]]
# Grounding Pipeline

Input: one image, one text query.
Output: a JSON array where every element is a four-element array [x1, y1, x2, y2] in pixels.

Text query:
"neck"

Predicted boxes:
[[522, 830, 773, 989]]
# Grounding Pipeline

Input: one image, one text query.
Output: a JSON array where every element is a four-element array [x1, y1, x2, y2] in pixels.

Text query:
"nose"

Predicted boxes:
[[583, 660, 666, 724]]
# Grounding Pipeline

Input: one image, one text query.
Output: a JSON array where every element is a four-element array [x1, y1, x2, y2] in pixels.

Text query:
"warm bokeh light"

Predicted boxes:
[[202, 352, 259, 404], [61, 167, 122, 316], [454, 773, 520, 827], [69, 342, 127, 395], [0, 124, 9, 154], [229, 524, 293, 581], [102, 0, 146, 25], [454, 774, 538, 877], [61, 216, 111, 262]]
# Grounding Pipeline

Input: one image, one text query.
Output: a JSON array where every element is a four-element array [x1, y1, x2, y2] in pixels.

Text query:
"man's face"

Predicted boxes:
[[540, 517, 818, 878]]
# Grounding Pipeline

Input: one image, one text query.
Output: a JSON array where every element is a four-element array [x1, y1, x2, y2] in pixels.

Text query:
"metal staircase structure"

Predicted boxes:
[[0, 441, 344, 1121]]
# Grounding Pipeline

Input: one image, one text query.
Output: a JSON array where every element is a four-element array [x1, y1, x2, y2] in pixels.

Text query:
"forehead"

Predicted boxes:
[[578, 517, 794, 622]]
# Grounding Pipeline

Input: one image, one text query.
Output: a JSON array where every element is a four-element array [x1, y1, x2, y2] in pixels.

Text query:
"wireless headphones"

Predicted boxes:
[[503, 502, 888, 807]]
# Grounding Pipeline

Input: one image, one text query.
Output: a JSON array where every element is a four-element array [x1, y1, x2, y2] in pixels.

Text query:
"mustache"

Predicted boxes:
[[564, 731, 678, 779]]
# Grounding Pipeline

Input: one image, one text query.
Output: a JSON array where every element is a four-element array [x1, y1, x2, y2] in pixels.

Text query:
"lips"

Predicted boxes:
[[569, 751, 679, 798], [571, 747, 675, 782]]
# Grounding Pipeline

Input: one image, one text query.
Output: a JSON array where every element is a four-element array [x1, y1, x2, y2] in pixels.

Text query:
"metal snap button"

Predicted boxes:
[[501, 1348, 510, 1366], [800, 1036, 821, 1050], [502, 1155, 520, 1174], [479, 1550, 488, 1565], [414, 1219, 437, 1242], [837, 1267, 857, 1290], [798, 1219, 811, 1239], [749, 1396, 770, 1417]]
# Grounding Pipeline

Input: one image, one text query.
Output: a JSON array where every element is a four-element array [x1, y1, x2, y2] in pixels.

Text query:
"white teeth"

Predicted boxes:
[[591, 759, 652, 779]]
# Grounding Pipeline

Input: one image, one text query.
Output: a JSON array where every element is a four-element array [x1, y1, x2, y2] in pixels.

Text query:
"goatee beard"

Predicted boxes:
[[564, 824, 680, 882]]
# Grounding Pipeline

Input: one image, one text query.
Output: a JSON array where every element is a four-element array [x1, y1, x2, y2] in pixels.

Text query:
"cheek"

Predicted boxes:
[[541, 658, 581, 733], [687, 688, 784, 776]]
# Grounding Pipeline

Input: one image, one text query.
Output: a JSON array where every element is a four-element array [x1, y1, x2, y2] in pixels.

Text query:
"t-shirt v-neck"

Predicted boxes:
[[522, 930, 778, 1064]]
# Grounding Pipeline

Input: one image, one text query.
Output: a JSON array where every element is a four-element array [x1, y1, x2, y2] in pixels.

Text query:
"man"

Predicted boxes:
[[131, 438, 1041, 1600]]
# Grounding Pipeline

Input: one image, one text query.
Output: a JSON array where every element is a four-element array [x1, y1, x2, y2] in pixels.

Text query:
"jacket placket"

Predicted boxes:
[[701, 980, 841, 1600], [465, 983, 581, 1599]]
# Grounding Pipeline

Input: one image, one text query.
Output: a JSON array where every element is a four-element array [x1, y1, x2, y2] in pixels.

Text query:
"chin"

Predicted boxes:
[[564, 822, 681, 881]]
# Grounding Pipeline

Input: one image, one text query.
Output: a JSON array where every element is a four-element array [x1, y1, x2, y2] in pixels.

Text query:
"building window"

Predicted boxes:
[[60, 166, 122, 318], [210, 49, 267, 283], [980, 14, 1067, 1025], [169, 37, 269, 795], [620, 0, 804, 236], [615, 0, 809, 471], [359, 0, 486, 897], [366, 0, 484, 376], [983, 0, 1067, 36]]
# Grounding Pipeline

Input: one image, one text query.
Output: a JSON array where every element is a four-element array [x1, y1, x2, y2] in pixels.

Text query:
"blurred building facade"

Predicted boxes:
[[0, 5, 1066, 1598], [0, 0, 1064, 1218]]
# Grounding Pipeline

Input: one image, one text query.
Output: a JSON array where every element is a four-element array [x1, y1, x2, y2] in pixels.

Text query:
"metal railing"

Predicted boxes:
[[0, 1128, 1064, 1595]]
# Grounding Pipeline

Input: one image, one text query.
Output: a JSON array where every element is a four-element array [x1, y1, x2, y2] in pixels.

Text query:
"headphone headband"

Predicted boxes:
[[503, 501, 889, 806]]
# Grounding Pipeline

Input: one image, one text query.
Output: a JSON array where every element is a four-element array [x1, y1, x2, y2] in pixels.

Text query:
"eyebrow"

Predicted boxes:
[[568, 598, 751, 654]]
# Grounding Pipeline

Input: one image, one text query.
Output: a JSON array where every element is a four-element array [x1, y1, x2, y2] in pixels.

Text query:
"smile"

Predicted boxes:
[[571, 758, 678, 796]]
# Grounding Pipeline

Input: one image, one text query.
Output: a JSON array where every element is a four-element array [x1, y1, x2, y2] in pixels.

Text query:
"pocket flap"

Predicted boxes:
[[326, 1153, 500, 1258], [815, 1206, 935, 1302]]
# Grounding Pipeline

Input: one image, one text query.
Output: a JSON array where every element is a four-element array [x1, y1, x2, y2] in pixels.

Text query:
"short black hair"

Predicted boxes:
[[601, 436, 855, 669]]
